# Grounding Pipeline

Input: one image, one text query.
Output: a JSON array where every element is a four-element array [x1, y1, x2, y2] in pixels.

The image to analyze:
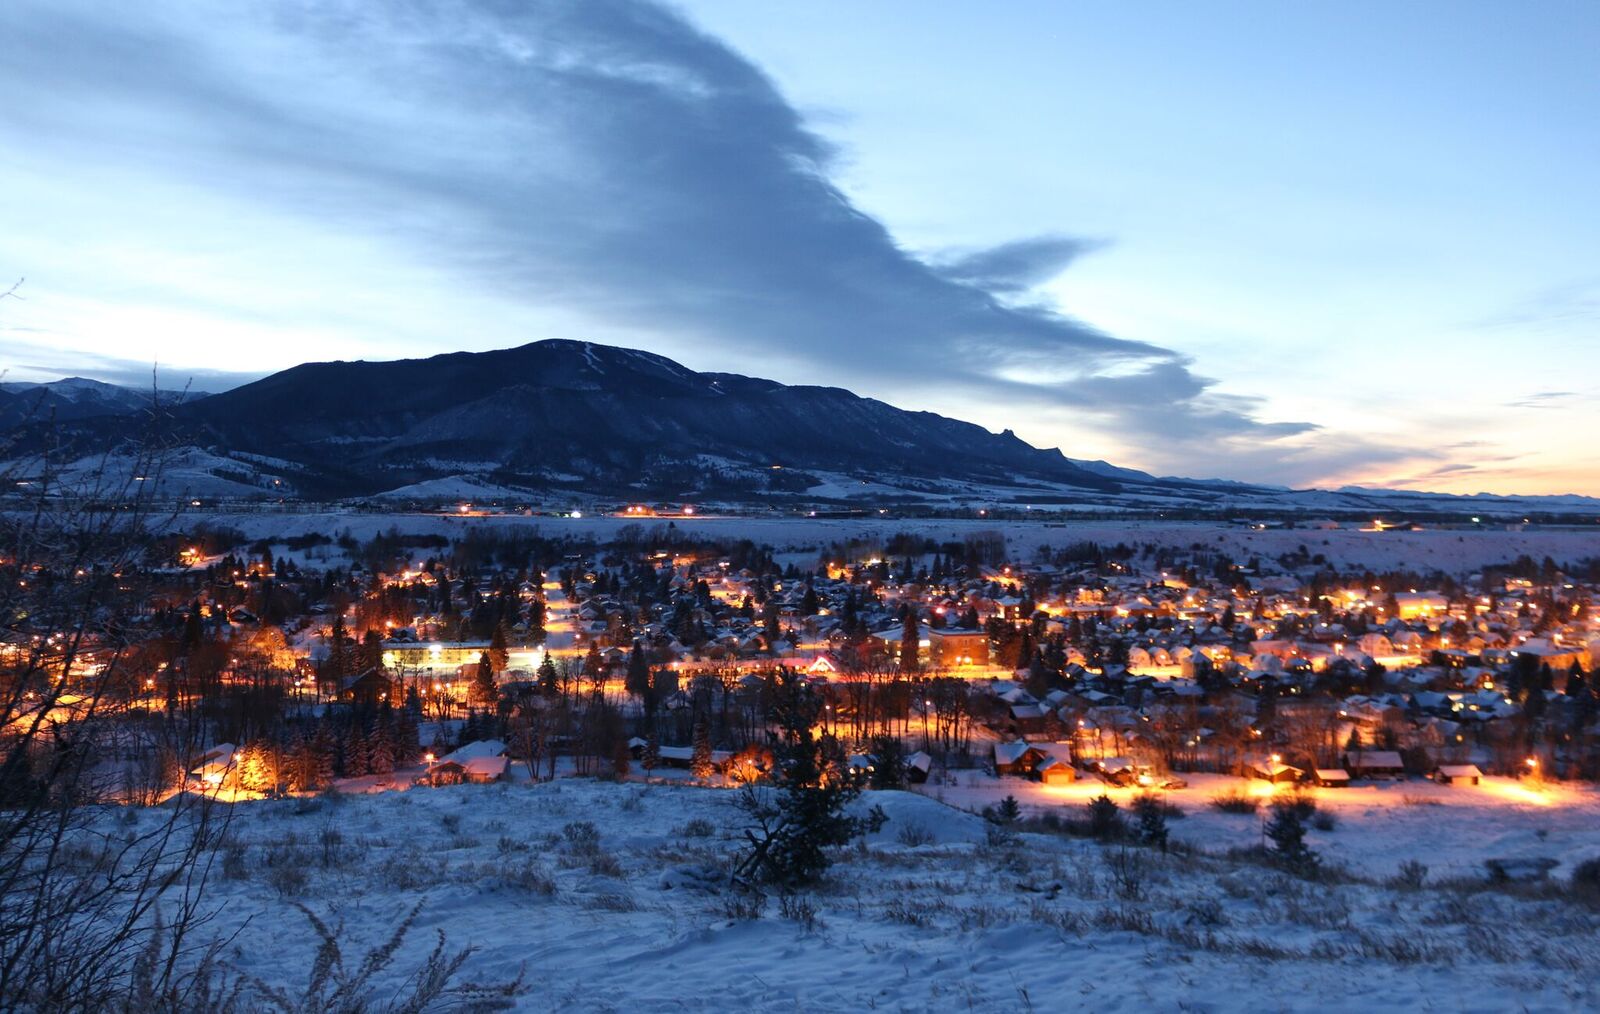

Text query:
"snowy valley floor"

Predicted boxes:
[[130, 776, 1600, 1013]]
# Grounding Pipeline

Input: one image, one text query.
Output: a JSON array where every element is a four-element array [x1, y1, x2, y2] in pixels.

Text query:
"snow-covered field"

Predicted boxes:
[[922, 771, 1600, 880], [192, 511, 1600, 576], [142, 775, 1600, 1011]]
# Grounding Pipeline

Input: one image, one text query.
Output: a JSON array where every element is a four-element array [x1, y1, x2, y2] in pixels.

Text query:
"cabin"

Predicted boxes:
[[993, 741, 1046, 777], [340, 667, 397, 707], [1313, 768, 1351, 788], [905, 750, 934, 784], [188, 743, 237, 789], [420, 739, 510, 785], [1343, 750, 1406, 780], [1435, 763, 1483, 786], [1246, 759, 1304, 785]]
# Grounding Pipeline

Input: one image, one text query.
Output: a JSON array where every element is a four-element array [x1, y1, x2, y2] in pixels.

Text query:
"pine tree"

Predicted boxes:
[[994, 794, 1021, 824], [731, 670, 886, 888], [536, 652, 559, 692], [868, 734, 906, 790], [642, 729, 660, 781], [690, 718, 714, 780], [489, 622, 510, 673], [312, 727, 336, 787], [344, 724, 369, 777], [473, 651, 498, 707], [367, 722, 395, 775], [1133, 795, 1169, 852], [612, 737, 631, 780], [899, 611, 919, 671], [1087, 794, 1122, 840], [1265, 802, 1318, 873], [625, 642, 651, 699]]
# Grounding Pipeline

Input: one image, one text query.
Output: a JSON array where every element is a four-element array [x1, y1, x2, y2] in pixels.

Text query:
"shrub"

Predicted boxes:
[[778, 892, 820, 931], [1391, 859, 1428, 890], [895, 821, 936, 848], [1185, 897, 1229, 927], [1102, 847, 1146, 900], [268, 864, 309, 897], [562, 821, 601, 852], [1210, 790, 1260, 814], [1310, 810, 1338, 832], [1570, 857, 1600, 900], [679, 818, 716, 838]]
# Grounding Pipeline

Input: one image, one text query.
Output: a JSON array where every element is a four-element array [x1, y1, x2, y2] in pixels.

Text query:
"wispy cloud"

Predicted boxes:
[[1504, 390, 1579, 410]]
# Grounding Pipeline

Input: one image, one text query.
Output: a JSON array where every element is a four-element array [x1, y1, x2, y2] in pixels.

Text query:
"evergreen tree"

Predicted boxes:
[[1087, 794, 1123, 840], [1265, 802, 1318, 874], [488, 622, 510, 673], [1133, 795, 1169, 852], [800, 583, 819, 616], [472, 651, 498, 707], [731, 671, 886, 888], [625, 642, 651, 698], [868, 734, 906, 790], [536, 652, 559, 692], [642, 728, 660, 780], [361, 628, 383, 672], [993, 794, 1021, 825], [367, 721, 395, 775], [690, 718, 714, 780], [612, 737, 631, 780], [899, 611, 919, 672], [344, 724, 369, 778]]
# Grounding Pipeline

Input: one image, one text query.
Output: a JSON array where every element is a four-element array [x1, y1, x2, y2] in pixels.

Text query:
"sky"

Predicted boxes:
[[0, 0, 1596, 495]]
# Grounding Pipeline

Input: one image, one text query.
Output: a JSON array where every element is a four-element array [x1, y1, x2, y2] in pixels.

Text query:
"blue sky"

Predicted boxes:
[[1, 1, 1595, 493]]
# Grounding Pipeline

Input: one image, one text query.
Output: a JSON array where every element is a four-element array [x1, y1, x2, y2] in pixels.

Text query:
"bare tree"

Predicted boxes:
[[0, 396, 240, 1009]]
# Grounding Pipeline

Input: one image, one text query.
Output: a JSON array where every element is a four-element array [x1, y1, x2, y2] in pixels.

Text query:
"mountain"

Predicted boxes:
[[5, 341, 1597, 517], [169, 339, 1137, 499], [0, 377, 200, 428]]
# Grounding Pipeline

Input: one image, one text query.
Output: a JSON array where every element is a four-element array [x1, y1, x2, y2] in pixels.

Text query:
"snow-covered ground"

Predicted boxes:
[[132, 775, 1600, 1011], [191, 511, 1600, 577], [920, 771, 1600, 879]]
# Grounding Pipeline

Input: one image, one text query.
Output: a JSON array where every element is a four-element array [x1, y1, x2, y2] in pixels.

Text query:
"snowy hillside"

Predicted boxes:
[[132, 777, 1600, 1011]]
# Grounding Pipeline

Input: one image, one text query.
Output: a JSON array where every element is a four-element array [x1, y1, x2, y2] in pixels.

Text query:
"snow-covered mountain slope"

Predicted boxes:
[[4, 342, 1595, 517]]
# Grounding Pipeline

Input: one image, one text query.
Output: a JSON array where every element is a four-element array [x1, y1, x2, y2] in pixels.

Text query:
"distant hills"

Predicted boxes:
[[4, 341, 1597, 517], [0, 377, 192, 428]]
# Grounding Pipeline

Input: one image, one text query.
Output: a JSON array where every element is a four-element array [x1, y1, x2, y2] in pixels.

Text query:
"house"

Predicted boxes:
[[1313, 768, 1351, 788], [420, 739, 510, 785], [1343, 750, 1406, 779], [1246, 759, 1304, 784], [928, 627, 989, 667], [905, 750, 934, 784], [993, 741, 1045, 777], [1036, 756, 1076, 785], [188, 743, 237, 788], [1435, 763, 1483, 786], [340, 667, 397, 707]]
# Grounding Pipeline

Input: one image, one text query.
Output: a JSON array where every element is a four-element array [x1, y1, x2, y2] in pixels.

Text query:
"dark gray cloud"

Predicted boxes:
[[1, 0, 1362, 477]]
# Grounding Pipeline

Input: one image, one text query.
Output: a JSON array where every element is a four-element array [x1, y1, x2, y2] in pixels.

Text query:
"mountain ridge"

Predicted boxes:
[[6, 340, 1598, 516]]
